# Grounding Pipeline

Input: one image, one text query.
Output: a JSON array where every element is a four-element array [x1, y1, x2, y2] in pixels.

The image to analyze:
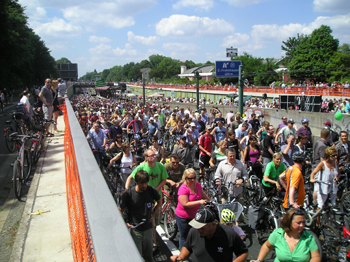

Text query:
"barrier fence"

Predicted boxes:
[[60, 101, 143, 262], [132, 83, 350, 97], [60, 103, 95, 261]]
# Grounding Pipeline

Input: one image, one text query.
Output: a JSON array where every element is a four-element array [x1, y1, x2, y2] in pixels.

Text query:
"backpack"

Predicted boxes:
[[16, 102, 29, 120]]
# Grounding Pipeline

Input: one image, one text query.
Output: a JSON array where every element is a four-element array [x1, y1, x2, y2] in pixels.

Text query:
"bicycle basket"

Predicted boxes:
[[248, 205, 268, 230], [217, 202, 244, 223]]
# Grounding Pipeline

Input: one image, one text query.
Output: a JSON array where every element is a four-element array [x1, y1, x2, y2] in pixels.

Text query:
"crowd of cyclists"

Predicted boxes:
[[71, 93, 350, 262]]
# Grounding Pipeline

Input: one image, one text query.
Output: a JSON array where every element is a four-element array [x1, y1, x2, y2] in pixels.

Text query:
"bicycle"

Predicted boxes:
[[161, 188, 178, 240], [3, 112, 26, 152], [11, 133, 33, 200], [198, 166, 216, 199]]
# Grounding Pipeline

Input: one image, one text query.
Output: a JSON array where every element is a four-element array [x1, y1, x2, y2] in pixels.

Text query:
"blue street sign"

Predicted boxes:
[[215, 60, 242, 78]]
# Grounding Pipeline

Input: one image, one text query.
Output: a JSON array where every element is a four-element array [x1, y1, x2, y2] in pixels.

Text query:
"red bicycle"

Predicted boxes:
[[161, 188, 178, 240]]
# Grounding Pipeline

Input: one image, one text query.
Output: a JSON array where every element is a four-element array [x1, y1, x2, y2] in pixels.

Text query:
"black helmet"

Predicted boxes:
[[292, 152, 305, 162]]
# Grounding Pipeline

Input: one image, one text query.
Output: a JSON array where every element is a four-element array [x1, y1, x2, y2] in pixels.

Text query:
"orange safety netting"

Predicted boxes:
[[58, 104, 96, 262]]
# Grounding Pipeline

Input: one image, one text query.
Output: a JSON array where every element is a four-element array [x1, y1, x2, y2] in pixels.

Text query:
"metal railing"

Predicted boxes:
[[63, 99, 142, 262]]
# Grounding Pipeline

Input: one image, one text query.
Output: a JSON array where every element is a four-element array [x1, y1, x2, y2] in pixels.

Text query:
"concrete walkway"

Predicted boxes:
[[9, 115, 73, 262]]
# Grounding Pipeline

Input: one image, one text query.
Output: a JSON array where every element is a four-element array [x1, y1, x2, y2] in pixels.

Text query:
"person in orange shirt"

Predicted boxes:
[[279, 152, 305, 209]]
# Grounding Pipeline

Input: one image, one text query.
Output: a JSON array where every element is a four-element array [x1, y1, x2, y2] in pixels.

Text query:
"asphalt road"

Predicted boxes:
[[0, 100, 36, 262]]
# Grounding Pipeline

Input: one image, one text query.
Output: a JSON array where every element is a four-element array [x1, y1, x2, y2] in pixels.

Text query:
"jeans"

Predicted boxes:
[[93, 148, 106, 165], [175, 214, 192, 249]]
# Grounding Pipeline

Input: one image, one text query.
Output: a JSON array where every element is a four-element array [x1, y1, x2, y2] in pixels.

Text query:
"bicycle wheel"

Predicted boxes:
[[33, 139, 44, 163], [319, 224, 341, 261], [23, 150, 32, 181], [256, 215, 278, 244], [13, 160, 22, 200], [341, 191, 350, 213], [163, 205, 178, 240], [306, 229, 323, 260], [5, 129, 16, 152]]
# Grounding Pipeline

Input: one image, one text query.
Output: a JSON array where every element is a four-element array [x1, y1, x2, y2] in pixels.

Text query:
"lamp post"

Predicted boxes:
[[203, 97, 206, 109], [195, 71, 202, 109], [238, 65, 244, 115], [142, 76, 145, 106]]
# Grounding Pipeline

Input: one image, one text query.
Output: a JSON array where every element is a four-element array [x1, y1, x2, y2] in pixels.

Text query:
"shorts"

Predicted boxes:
[[42, 105, 53, 121], [199, 154, 210, 168]]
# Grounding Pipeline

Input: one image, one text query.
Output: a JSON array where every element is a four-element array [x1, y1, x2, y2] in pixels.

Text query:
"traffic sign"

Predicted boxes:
[[226, 47, 238, 58], [215, 60, 242, 78]]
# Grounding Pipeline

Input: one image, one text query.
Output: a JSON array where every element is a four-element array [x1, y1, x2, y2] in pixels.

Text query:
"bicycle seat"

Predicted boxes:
[[271, 196, 284, 204], [331, 208, 347, 216], [250, 176, 260, 181], [5, 120, 11, 125]]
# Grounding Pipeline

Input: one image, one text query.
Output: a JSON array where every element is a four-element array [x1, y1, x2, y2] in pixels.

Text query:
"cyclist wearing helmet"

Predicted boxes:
[[220, 209, 246, 240], [279, 152, 306, 209], [297, 118, 313, 149]]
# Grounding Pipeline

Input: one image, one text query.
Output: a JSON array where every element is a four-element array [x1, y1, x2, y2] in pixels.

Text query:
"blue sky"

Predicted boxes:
[[18, 0, 350, 77]]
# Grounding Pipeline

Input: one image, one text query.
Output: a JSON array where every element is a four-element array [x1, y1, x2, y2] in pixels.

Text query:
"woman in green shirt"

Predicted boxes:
[[262, 152, 285, 196], [252, 208, 321, 262]]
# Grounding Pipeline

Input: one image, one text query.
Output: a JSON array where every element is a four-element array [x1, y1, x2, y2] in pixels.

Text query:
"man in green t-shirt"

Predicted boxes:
[[157, 108, 165, 127], [125, 148, 168, 252]]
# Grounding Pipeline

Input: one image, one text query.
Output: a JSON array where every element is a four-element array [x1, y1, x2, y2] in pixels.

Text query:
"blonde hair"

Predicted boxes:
[[181, 168, 197, 185]]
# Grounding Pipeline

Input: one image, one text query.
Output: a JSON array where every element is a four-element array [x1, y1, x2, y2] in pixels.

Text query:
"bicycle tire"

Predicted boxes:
[[164, 205, 178, 240], [13, 160, 22, 201], [23, 150, 32, 181], [5, 129, 16, 152], [306, 229, 323, 260], [33, 138, 44, 163], [256, 215, 277, 245], [341, 191, 350, 213], [319, 224, 341, 261]]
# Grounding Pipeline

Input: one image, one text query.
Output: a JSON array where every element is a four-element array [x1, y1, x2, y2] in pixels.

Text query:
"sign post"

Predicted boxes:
[[238, 65, 244, 115], [226, 47, 238, 58]]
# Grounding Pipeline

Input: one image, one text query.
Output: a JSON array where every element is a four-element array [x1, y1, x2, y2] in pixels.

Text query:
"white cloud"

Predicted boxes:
[[250, 13, 350, 43], [251, 23, 312, 43], [221, 0, 263, 7], [313, 0, 350, 13], [32, 18, 83, 38], [62, 4, 135, 31], [173, 0, 214, 11], [222, 33, 250, 47], [163, 42, 200, 52], [156, 15, 235, 37], [127, 32, 159, 45], [221, 33, 264, 54], [89, 35, 112, 43]]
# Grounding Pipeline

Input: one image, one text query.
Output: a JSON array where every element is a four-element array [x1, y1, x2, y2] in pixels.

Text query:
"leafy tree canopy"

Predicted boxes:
[[56, 57, 72, 64]]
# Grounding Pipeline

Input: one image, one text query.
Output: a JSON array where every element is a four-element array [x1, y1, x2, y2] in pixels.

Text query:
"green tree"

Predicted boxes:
[[281, 34, 307, 66], [106, 65, 123, 82], [0, 0, 56, 89], [56, 57, 72, 64], [184, 60, 196, 69], [327, 43, 350, 82], [149, 54, 166, 68], [101, 69, 110, 81], [289, 25, 339, 83], [254, 58, 279, 86]]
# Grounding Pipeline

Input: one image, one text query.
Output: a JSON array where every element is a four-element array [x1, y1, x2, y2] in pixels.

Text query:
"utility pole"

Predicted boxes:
[[195, 71, 201, 109], [238, 65, 244, 115], [142, 77, 145, 105]]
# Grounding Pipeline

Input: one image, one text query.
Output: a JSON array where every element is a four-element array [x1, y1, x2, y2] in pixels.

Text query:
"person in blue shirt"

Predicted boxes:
[[147, 117, 159, 139], [87, 122, 107, 166], [211, 121, 227, 143]]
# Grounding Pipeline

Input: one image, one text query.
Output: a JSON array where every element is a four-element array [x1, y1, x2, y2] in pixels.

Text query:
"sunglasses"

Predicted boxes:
[[293, 209, 305, 216], [330, 154, 337, 157], [187, 177, 196, 181], [172, 161, 180, 164]]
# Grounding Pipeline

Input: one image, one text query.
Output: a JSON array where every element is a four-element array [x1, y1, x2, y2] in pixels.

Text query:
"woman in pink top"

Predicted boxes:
[[175, 168, 209, 249]]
